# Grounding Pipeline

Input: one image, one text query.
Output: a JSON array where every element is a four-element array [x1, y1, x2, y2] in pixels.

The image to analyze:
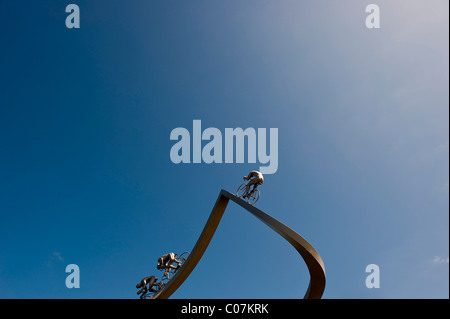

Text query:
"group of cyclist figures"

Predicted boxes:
[[136, 252, 189, 298], [136, 171, 264, 298]]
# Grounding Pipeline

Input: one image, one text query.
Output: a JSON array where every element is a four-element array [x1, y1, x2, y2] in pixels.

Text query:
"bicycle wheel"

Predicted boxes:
[[179, 252, 190, 260], [169, 252, 187, 276], [141, 292, 149, 299], [178, 255, 188, 266], [236, 183, 247, 198], [248, 189, 260, 205]]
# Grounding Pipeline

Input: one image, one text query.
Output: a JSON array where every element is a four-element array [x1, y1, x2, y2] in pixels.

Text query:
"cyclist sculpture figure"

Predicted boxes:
[[157, 252, 182, 272], [243, 170, 264, 198], [136, 275, 161, 298]]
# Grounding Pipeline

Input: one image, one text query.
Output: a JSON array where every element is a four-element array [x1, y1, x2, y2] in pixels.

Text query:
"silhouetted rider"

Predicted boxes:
[[157, 253, 182, 271], [136, 275, 160, 298], [243, 170, 264, 198]]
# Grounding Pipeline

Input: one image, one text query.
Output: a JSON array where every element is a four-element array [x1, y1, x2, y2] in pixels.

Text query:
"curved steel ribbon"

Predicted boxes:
[[150, 189, 326, 299]]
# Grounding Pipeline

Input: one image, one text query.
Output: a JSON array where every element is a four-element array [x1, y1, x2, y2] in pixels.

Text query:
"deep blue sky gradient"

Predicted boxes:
[[0, 0, 448, 298]]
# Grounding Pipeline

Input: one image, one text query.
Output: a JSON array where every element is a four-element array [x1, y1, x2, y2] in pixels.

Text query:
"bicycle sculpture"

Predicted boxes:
[[136, 275, 162, 299], [136, 170, 326, 299], [236, 170, 264, 205], [158, 252, 190, 284], [136, 251, 190, 299]]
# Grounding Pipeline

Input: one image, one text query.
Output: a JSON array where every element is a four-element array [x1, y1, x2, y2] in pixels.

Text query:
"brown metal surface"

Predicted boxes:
[[150, 189, 326, 299]]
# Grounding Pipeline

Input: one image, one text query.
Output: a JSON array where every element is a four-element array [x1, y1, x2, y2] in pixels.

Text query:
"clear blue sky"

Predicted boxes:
[[0, 0, 448, 298]]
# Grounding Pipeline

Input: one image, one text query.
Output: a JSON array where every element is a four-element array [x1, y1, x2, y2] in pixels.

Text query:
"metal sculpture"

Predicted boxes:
[[158, 252, 190, 283], [137, 252, 190, 299], [136, 275, 162, 299], [144, 188, 326, 299], [236, 170, 264, 205]]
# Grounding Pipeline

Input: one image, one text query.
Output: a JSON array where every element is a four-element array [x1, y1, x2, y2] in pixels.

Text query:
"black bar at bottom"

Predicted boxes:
[[0, 299, 447, 317]]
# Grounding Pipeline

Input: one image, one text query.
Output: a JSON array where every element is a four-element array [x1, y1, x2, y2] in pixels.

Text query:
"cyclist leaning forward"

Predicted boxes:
[[243, 170, 264, 198]]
